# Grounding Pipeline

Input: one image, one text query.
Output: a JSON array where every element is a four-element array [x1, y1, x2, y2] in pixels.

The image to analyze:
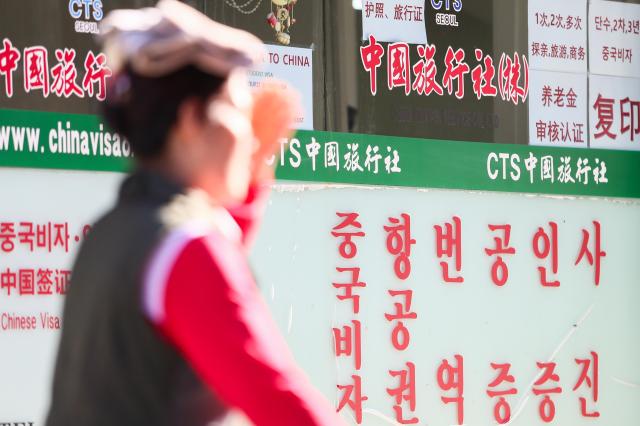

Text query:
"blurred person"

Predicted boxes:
[[45, 1, 346, 425]]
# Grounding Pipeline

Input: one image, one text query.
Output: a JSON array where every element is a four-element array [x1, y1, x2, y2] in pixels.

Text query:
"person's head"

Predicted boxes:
[[100, 0, 264, 205]]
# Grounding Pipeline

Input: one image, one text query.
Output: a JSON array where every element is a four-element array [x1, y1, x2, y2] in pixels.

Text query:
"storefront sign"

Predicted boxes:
[[361, 0, 428, 44], [589, 0, 640, 78], [528, 0, 587, 73], [589, 74, 640, 151], [528, 70, 588, 148], [249, 44, 314, 130]]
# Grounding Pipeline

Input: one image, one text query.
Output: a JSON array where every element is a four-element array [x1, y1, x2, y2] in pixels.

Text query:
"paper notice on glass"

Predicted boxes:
[[528, 0, 588, 73], [362, 0, 428, 44], [529, 70, 588, 148], [248, 44, 314, 130], [589, 0, 640, 78], [589, 74, 640, 151]]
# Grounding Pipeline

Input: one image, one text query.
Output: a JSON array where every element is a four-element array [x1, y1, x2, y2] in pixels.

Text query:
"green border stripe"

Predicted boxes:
[[0, 108, 639, 198]]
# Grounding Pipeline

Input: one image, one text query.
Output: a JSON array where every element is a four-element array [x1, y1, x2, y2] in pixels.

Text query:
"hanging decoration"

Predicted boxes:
[[224, 0, 264, 15], [266, 0, 298, 45]]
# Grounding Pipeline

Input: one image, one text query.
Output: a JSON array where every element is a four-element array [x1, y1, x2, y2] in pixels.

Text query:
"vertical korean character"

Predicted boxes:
[[532, 361, 562, 423], [337, 375, 368, 424], [575, 221, 606, 286], [437, 354, 464, 425], [333, 320, 362, 371], [332, 212, 365, 259], [384, 290, 417, 351], [18, 222, 35, 251], [573, 351, 600, 417], [484, 224, 516, 286], [486, 362, 518, 424], [333, 267, 366, 314], [532, 221, 560, 287], [384, 213, 416, 280], [0, 222, 16, 253], [434, 216, 463, 283], [53, 222, 70, 252], [36, 222, 52, 252], [387, 362, 419, 424]]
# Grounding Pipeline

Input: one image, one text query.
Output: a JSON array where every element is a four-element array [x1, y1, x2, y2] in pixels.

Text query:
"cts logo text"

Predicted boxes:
[[68, 0, 104, 21]]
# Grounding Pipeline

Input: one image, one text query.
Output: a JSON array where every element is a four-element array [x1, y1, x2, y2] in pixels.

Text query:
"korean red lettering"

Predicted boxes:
[[486, 362, 517, 424], [360, 35, 385, 95], [333, 320, 362, 370], [532, 222, 560, 287], [23, 46, 49, 97], [337, 375, 368, 424], [18, 222, 35, 251], [387, 362, 418, 424], [1, 268, 17, 296], [0, 222, 16, 253], [620, 97, 640, 141], [442, 46, 470, 100], [387, 42, 411, 95], [384, 213, 416, 280], [82, 51, 112, 101], [573, 351, 600, 418], [384, 289, 417, 351], [51, 48, 84, 98], [592, 94, 617, 139], [19, 269, 35, 296], [434, 216, 463, 283], [485, 224, 516, 286], [533, 361, 562, 423], [37, 268, 54, 295], [333, 267, 366, 314], [575, 221, 606, 286], [36, 222, 52, 252], [53, 222, 70, 252], [412, 44, 443, 96], [332, 212, 365, 259], [471, 49, 497, 100], [56, 269, 71, 295], [437, 354, 464, 425], [0, 38, 21, 97]]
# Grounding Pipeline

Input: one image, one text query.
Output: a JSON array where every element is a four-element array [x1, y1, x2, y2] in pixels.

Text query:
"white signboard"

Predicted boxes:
[[589, 0, 640, 78], [529, 70, 588, 148], [248, 44, 314, 130], [589, 74, 640, 151], [362, 0, 428, 44], [528, 0, 588, 73], [0, 168, 122, 424], [255, 185, 640, 426]]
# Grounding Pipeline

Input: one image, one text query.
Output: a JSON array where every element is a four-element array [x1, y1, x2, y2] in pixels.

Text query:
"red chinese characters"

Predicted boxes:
[[384, 213, 416, 280], [23, 46, 49, 97], [471, 49, 497, 100], [486, 362, 517, 424], [360, 35, 385, 96], [484, 224, 516, 286], [51, 48, 84, 98], [388, 42, 411, 95], [532, 222, 560, 287], [573, 351, 600, 417], [442, 47, 470, 100], [498, 53, 529, 105], [0, 38, 21, 97], [412, 44, 443, 96], [387, 362, 418, 424], [533, 361, 562, 423], [593, 94, 617, 139], [83, 51, 112, 101], [575, 221, 606, 286], [437, 354, 464, 425], [434, 216, 463, 283]]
